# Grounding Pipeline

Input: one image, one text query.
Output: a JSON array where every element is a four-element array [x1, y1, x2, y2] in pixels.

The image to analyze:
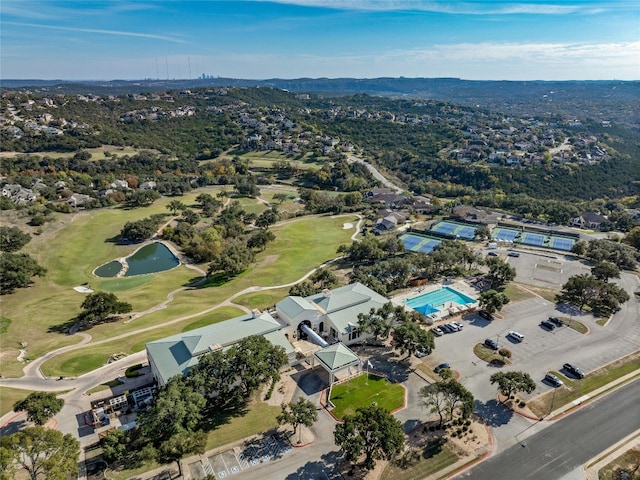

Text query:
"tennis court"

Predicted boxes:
[[521, 232, 546, 247], [550, 236, 575, 251], [400, 233, 442, 254], [430, 221, 478, 239], [492, 228, 519, 242]]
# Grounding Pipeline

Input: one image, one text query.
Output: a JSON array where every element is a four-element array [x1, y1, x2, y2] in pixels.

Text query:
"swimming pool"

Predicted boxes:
[[405, 287, 477, 316]]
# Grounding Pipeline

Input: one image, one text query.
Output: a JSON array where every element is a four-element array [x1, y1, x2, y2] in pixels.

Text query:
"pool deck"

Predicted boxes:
[[391, 280, 479, 322]]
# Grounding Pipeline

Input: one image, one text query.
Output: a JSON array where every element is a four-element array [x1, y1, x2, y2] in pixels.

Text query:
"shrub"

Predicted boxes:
[[498, 348, 512, 359]]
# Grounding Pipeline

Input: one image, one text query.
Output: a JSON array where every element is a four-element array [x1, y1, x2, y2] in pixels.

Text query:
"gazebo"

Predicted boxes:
[[313, 343, 361, 385]]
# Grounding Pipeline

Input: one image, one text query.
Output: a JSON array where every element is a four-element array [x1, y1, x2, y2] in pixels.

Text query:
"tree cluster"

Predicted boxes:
[[558, 273, 629, 316]]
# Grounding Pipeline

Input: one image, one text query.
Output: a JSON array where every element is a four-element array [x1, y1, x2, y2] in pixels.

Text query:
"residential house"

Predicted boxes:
[[571, 212, 608, 230]]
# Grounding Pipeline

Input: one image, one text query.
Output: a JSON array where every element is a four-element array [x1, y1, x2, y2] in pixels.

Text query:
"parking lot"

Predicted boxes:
[[420, 251, 640, 404], [187, 434, 292, 479]]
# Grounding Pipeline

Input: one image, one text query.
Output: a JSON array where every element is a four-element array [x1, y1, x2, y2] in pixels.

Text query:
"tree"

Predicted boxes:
[[591, 261, 620, 282], [392, 321, 434, 358], [478, 289, 510, 314], [623, 226, 640, 250], [334, 405, 404, 471], [126, 189, 160, 208], [474, 226, 490, 241], [101, 428, 129, 464], [207, 241, 255, 280], [0, 226, 31, 252], [156, 430, 207, 478], [357, 302, 409, 344], [4, 426, 79, 480], [229, 335, 289, 400], [490, 371, 536, 402], [247, 229, 275, 251], [13, 392, 64, 426], [277, 398, 318, 443], [419, 380, 474, 428], [288, 281, 317, 297], [0, 252, 46, 295], [167, 199, 186, 215], [138, 377, 206, 446], [485, 257, 516, 288], [571, 240, 588, 256], [79, 292, 132, 327]]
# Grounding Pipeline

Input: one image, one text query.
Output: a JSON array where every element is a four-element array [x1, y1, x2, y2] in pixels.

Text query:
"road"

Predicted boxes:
[[455, 378, 640, 480], [347, 154, 404, 193]]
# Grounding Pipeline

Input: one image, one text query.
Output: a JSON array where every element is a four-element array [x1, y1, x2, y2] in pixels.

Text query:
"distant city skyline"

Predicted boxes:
[[1, 0, 639, 81]]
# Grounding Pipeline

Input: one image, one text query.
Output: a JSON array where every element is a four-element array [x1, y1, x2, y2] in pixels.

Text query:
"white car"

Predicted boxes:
[[508, 331, 524, 342]]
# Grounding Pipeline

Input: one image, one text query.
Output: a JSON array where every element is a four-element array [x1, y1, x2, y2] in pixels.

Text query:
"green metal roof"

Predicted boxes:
[[314, 343, 360, 372], [146, 311, 283, 385], [307, 282, 388, 334]]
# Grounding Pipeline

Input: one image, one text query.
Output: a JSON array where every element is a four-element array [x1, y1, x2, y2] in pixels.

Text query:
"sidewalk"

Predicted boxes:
[[584, 430, 640, 480]]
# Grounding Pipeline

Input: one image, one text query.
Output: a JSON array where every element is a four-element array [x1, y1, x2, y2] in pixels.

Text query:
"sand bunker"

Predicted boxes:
[[343, 223, 354, 229], [73, 286, 94, 293]]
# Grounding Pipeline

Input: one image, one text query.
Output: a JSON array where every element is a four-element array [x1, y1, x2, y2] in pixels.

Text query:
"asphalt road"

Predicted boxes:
[[455, 378, 640, 480]]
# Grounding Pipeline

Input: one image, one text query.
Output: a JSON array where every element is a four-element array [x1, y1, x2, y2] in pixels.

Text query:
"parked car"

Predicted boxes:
[[446, 322, 460, 332], [549, 316, 564, 327], [431, 326, 444, 337], [416, 349, 429, 358], [540, 320, 555, 330], [563, 363, 585, 379], [478, 310, 495, 321], [507, 331, 524, 342], [484, 338, 499, 350], [441, 324, 453, 333], [545, 373, 564, 387], [434, 363, 451, 373], [487, 252, 499, 257], [451, 321, 464, 330], [507, 251, 520, 257]]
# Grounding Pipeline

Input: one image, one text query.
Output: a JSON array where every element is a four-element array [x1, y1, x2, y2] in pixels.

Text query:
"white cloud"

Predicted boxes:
[[261, 0, 609, 15], [3, 22, 188, 44]]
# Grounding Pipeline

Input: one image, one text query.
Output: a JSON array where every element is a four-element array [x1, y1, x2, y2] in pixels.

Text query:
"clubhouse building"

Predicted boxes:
[[146, 283, 389, 386]]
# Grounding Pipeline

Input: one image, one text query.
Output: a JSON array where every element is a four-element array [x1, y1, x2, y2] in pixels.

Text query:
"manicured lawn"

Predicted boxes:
[[0, 387, 36, 417], [528, 351, 640, 417], [233, 287, 291, 310], [503, 283, 536, 303], [329, 373, 405, 420]]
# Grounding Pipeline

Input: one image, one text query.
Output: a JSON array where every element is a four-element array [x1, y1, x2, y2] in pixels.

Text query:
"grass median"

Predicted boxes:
[[528, 351, 640, 418]]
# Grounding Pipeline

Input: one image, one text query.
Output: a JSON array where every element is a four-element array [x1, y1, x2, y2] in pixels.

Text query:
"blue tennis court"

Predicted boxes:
[[551, 237, 575, 251], [493, 228, 519, 242], [522, 232, 546, 246], [431, 222, 458, 235], [400, 235, 423, 251], [457, 226, 477, 239], [400, 234, 442, 254], [417, 239, 441, 254]]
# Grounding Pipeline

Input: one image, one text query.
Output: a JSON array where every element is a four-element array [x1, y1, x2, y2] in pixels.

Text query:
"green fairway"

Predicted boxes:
[[329, 373, 406, 420]]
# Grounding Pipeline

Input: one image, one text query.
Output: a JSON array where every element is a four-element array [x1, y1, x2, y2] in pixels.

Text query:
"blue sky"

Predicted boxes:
[[1, 0, 638, 80]]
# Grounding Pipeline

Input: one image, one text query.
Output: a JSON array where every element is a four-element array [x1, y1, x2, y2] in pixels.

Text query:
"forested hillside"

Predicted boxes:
[[1, 85, 638, 204]]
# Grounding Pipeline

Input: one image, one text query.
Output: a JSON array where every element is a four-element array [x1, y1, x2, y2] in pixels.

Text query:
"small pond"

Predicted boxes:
[[94, 242, 179, 278]]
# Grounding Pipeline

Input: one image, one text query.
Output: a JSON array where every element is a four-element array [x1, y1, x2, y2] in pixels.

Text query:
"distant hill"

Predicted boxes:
[[2, 77, 638, 126]]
